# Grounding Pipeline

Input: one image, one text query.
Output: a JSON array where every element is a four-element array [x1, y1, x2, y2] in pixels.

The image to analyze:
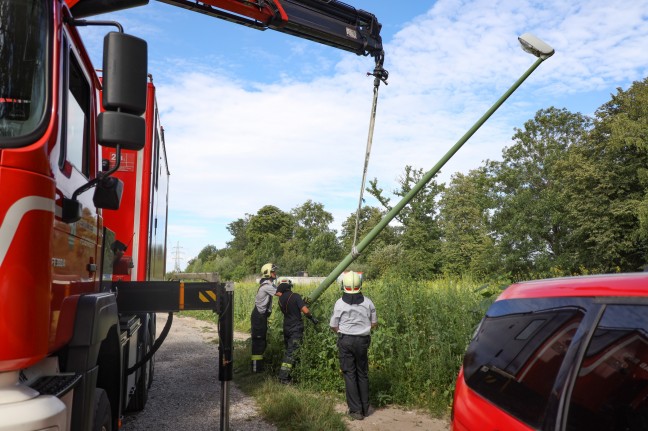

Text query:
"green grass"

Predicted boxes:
[[182, 275, 490, 425], [232, 339, 349, 431]]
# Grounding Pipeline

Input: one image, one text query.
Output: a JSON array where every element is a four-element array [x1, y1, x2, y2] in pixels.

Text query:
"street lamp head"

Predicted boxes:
[[518, 33, 554, 60]]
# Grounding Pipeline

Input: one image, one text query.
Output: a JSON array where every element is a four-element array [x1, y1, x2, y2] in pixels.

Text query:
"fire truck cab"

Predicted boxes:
[[0, 1, 150, 429]]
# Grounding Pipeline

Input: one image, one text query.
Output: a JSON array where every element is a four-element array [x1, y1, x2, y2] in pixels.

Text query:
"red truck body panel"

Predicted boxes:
[[102, 81, 169, 282]]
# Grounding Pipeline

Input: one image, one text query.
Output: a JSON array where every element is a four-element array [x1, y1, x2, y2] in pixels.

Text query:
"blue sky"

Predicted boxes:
[[79, 0, 648, 272]]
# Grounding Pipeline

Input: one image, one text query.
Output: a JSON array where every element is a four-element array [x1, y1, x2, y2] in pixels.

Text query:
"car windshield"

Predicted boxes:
[[0, 0, 49, 145]]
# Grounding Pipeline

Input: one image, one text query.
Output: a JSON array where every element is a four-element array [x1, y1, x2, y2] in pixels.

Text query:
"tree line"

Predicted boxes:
[[185, 77, 648, 282]]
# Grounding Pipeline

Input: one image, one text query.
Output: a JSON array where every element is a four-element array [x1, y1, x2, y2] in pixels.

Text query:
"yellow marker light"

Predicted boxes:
[[179, 282, 185, 310]]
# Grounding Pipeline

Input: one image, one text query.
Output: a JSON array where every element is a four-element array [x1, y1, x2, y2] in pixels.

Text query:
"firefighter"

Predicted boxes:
[[329, 271, 378, 421], [250, 262, 280, 372], [276, 277, 318, 384]]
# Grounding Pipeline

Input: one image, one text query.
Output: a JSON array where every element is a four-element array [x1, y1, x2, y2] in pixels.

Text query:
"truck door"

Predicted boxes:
[[51, 25, 101, 320]]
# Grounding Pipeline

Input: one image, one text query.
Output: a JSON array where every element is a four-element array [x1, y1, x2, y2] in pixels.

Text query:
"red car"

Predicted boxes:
[[451, 273, 648, 431]]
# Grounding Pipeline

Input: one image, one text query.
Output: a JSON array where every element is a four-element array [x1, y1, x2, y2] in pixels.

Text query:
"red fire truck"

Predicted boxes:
[[0, 1, 385, 430]]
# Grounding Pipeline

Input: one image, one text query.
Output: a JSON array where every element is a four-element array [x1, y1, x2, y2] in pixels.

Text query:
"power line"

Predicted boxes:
[[172, 241, 184, 272]]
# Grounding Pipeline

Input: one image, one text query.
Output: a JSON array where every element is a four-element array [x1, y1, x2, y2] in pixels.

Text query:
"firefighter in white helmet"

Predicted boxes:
[[329, 271, 378, 421], [250, 262, 280, 373]]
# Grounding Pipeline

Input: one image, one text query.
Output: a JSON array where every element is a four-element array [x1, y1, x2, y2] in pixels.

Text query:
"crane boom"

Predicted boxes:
[[156, 0, 383, 59], [70, 0, 385, 67]]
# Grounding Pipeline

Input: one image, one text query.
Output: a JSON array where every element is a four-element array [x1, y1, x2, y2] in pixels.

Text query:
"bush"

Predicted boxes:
[[306, 258, 337, 277]]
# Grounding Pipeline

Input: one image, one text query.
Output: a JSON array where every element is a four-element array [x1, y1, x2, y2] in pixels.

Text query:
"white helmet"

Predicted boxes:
[[277, 277, 293, 294], [261, 263, 278, 278], [341, 271, 362, 294]]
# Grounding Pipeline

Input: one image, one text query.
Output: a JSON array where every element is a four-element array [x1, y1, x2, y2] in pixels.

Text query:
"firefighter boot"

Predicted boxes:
[[251, 355, 264, 373], [278, 361, 293, 384]]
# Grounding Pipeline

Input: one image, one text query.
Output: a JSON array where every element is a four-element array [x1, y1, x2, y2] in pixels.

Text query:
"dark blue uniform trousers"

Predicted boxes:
[[337, 333, 371, 415]]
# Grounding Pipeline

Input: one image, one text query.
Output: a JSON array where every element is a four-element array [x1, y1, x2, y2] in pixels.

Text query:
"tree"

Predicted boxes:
[[226, 215, 250, 252], [246, 205, 293, 244], [291, 200, 334, 240], [279, 238, 310, 275], [557, 79, 648, 272], [196, 245, 218, 262], [606, 79, 648, 241], [338, 206, 398, 267], [308, 231, 343, 262], [368, 166, 445, 275], [290, 200, 335, 258], [489, 107, 592, 277], [244, 205, 294, 272], [367, 243, 405, 277], [307, 257, 338, 277], [438, 168, 497, 276]]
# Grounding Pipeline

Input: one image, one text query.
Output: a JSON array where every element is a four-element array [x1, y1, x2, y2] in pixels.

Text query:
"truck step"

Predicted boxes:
[[31, 374, 82, 397]]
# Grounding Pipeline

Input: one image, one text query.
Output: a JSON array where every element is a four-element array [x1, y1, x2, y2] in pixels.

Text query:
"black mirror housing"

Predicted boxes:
[[93, 177, 124, 210], [102, 32, 147, 115], [97, 111, 145, 150]]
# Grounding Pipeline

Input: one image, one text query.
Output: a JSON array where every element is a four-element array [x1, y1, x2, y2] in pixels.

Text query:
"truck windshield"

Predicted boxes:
[[0, 0, 49, 145]]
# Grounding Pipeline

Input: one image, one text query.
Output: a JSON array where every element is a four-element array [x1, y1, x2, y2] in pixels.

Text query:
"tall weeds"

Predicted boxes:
[[229, 275, 486, 416]]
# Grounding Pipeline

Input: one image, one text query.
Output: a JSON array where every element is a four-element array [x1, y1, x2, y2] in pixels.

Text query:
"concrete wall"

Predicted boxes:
[[288, 276, 327, 285], [173, 273, 332, 286], [255, 276, 327, 285]]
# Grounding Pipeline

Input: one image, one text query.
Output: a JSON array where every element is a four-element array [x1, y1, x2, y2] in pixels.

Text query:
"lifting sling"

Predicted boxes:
[[351, 54, 388, 256]]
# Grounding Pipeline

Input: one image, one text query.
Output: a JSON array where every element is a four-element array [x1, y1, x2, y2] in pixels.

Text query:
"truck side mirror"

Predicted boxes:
[[97, 110, 145, 150], [102, 31, 147, 115], [99, 31, 147, 151]]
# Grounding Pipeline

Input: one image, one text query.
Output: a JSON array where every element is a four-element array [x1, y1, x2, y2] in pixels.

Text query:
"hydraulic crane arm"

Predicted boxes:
[[69, 0, 385, 68], [159, 0, 383, 58], [156, 0, 384, 62]]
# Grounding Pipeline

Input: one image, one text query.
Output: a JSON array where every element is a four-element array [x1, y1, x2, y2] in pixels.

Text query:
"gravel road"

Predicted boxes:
[[121, 313, 276, 431]]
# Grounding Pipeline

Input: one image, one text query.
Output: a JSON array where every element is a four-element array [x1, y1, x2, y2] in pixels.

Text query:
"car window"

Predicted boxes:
[[566, 304, 648, 430], [463, 302, 584, 428]]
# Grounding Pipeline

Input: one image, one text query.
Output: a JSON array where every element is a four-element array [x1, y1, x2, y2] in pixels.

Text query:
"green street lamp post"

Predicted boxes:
[[307, 33, 555, 304]]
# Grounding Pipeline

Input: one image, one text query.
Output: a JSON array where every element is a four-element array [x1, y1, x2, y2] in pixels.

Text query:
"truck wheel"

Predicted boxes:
[[93, 388, 112, 431]]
